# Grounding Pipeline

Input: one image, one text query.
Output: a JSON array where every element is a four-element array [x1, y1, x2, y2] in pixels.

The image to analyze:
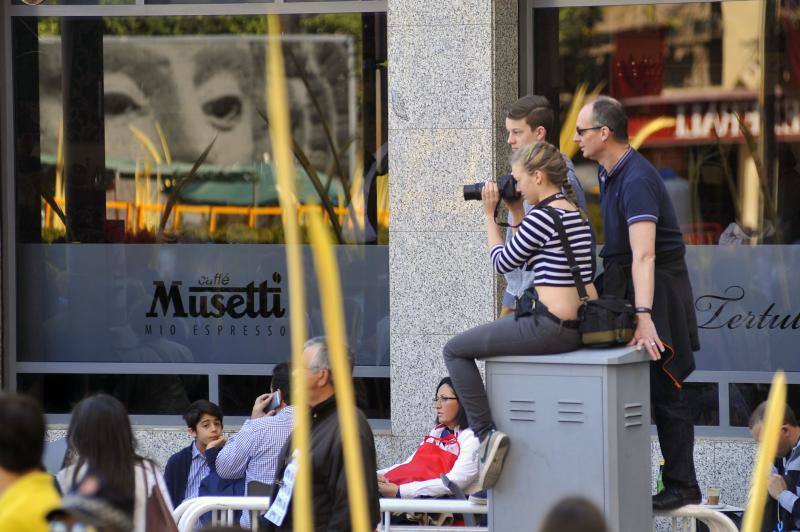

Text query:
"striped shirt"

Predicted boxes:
[[490, 208, 594, 286], [185, 441, 210, 501], [215, 406, 294, 528]]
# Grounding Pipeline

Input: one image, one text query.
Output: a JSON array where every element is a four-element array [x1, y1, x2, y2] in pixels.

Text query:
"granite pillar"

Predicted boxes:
[[387, 0, 518, 444]]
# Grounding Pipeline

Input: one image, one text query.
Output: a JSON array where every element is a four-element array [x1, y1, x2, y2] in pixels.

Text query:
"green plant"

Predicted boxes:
[[157, 135, 218, 241], [257, 109, 345, 244]]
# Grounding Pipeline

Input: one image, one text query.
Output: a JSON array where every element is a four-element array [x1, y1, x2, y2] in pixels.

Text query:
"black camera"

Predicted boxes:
[[463, 174, 520, 202]]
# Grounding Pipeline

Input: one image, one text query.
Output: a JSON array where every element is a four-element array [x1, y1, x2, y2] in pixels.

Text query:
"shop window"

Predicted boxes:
[[684, 382, 719, 426], [532, 0, 800, 432], [729, 383, 800, 427], [219, 374, 390, 419], [11, 11, 388, 419], [17, 373, 209, 415]]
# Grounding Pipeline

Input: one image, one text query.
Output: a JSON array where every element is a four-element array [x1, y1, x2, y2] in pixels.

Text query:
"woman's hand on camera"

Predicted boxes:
[[506, 195, 525, 225], [482, 181, 500, 217]]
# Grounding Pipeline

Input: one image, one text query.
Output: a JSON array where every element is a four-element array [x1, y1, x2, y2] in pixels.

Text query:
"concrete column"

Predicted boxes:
[[384, 0, 518, 459]]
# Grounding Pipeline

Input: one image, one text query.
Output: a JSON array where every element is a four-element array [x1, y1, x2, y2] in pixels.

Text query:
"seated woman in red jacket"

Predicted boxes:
[[377, 377, 479, 498]]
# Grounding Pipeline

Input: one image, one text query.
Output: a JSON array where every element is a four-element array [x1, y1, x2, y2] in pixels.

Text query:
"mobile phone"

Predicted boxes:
[[264, 390, 281, 413]]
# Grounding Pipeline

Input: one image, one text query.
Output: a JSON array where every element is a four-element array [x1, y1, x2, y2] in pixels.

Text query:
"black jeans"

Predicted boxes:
[[443, 312, 581, 441], [651, 361, 699, 490]]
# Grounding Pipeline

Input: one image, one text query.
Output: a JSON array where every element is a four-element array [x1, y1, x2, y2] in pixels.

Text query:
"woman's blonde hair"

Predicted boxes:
[[509, 140, 583, 215]]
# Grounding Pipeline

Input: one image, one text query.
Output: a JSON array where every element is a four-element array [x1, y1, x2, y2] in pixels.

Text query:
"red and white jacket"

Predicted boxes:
[[377, 425, 479, 498]]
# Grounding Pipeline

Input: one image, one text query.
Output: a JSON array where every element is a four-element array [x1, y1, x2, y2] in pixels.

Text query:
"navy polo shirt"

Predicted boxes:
[[599, 147, 685, 263]]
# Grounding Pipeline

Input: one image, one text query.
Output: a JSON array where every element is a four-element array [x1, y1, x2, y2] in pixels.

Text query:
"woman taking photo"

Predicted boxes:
[[57, 393, 174, 532], [444, 140, 598, 492], [376, 377, 478, 499]]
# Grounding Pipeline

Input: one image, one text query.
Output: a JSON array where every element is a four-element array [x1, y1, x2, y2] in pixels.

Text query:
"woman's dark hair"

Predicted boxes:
[[270, 362, 292, 405], [434, 377, 469, 430], [67, 394, 140, 515], [183, 400, 223, 431], [539, 496, 609, 532]]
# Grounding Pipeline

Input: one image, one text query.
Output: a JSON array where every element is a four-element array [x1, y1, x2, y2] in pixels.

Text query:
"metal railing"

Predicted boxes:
[[173, 496, 488, 532], [654, 504, 739, 532], [175, 496, 270, 532], [173, 496, 738, 532]]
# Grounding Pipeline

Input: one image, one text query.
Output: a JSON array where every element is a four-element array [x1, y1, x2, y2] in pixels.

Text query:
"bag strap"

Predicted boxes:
[[541, 206, 589, 302], [495, 192, 566, 228], [422, 434, 461, 456]]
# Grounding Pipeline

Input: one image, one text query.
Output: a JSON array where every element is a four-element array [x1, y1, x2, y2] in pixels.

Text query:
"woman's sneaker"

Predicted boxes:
[[477, 430, 509, 490]]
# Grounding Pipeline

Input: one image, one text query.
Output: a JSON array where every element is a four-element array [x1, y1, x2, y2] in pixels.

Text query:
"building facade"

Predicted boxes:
[[3, 0, 799, 510]]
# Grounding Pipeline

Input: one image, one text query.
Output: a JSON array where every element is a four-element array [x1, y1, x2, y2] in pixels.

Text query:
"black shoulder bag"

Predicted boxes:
[[543, 206, 636, 347]]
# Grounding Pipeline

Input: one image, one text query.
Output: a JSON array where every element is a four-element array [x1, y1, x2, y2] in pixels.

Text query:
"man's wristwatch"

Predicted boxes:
[[634, 307, 652, 314]]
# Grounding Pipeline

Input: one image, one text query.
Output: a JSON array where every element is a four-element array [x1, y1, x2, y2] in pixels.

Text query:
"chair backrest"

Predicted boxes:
[[439, 474, 477, 527]]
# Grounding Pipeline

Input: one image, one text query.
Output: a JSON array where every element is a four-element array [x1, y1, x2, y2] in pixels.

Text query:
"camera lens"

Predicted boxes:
[[463, 183, 485, 201]]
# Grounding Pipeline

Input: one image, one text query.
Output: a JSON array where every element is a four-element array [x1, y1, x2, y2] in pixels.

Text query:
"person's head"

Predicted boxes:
[[0, 393, 46, 477], [67, 394, 138, 508], [270, 362, 292, 406], [433, 377, 468, 431], [303, 336, 352, 406], [47, 474, 134, 532], [183, 400, 223, 451], [749, 401, 800, 458], [539, 496, 609, 532], [573, 96, 629, 161], [510, 140, 582, 208], [505, 95, 554, 150]]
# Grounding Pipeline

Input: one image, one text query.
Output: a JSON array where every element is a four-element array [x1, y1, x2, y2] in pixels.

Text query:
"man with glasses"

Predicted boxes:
[[262, 337, 381, 531], [574, 96, 701, 511], [500, 95, 587, 316]]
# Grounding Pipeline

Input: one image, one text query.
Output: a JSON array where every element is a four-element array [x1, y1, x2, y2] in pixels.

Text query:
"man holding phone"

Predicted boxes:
[[213, 362, 294, 528]]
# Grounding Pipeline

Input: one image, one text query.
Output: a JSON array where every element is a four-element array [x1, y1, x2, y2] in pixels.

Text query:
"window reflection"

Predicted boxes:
[[17, 373, 208, 415], [730, 383, 800, 427], [12, 13, 390, 418], [26, 16, 388, 245], [535, 1, 800, 245]]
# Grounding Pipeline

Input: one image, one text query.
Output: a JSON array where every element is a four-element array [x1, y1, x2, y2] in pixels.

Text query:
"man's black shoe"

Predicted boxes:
[[652, 486, 702, 511]]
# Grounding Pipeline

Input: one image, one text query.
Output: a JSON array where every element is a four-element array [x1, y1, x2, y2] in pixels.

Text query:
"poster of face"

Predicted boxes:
[[36, 34, 357, 220]]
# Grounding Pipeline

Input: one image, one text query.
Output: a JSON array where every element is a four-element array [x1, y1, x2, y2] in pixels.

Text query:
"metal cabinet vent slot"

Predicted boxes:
[[557, 399, 585, 423], [623, 402, 643, 428], [508, 399, 535, 422]]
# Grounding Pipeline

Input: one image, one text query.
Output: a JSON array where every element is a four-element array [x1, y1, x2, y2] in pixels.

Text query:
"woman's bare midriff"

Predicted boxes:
[[535, 284, 599, 321]]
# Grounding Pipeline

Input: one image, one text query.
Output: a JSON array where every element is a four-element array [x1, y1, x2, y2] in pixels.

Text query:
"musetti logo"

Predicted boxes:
[[144, 272, 287, 337], [147, 272, 286, 319]]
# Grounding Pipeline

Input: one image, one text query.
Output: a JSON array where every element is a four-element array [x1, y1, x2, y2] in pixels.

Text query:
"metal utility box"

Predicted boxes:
[[486, 347, 652, 532]]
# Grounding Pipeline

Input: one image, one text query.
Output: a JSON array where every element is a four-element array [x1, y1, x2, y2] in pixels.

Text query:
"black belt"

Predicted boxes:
[[515, 289, 580, 329], [533, 304, 580, 329]]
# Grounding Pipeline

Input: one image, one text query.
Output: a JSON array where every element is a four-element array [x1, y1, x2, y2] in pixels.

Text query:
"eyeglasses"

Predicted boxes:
[[433, 396, 458, 404], [575, 125, 605, 137]]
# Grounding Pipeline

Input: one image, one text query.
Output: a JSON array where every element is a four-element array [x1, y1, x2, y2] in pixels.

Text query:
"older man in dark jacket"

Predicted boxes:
[[574, 96, 701, 511], [262, 337, 380, 532]]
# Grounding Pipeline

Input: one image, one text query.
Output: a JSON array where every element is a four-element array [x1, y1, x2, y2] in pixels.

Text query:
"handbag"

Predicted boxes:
[[543, 206, 635, 346], [384, 431, 460, 485], [144, 462, 179, 532]]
